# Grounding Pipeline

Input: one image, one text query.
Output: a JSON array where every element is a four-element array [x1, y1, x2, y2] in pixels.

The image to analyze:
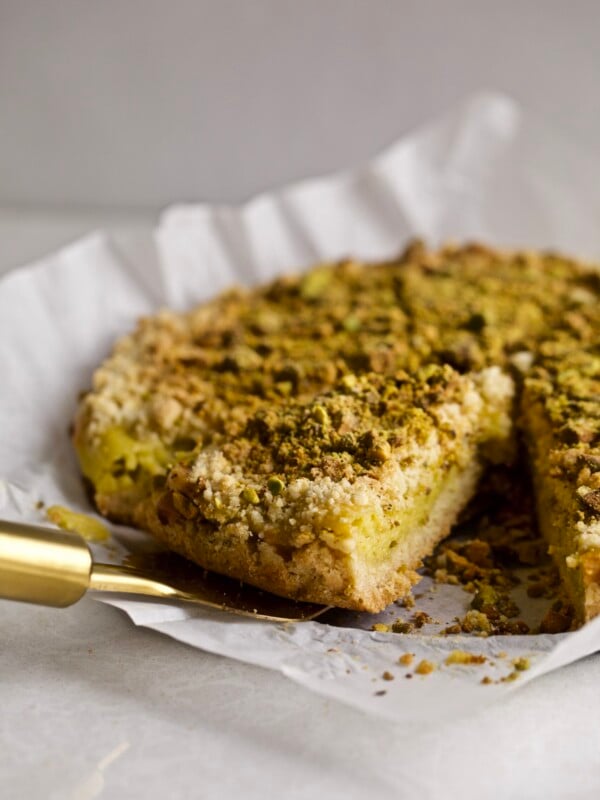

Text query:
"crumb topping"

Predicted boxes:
[[77, 241, 600, 466]]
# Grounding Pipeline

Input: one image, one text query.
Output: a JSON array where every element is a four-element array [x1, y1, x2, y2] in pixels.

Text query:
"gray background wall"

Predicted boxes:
[[1, 0, 599, 210]]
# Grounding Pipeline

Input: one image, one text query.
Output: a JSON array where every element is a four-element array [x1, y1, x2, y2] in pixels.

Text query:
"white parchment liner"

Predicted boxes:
[[2, 92, 600, 723]]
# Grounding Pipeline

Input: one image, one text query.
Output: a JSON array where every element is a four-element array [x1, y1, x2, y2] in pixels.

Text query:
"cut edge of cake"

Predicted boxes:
[[521, 348, 600, 623]]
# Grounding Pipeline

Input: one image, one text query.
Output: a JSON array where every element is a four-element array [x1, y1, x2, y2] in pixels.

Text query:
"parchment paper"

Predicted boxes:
[[2, 92, 600, 723]]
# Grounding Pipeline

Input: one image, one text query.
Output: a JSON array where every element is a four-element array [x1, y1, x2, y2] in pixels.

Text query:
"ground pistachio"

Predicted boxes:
[[267, 476, 285, 495], [241, 487, 260, 505]]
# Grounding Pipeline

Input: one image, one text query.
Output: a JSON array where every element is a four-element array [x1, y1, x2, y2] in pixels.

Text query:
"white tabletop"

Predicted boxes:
[[2, 209, 600, 800]]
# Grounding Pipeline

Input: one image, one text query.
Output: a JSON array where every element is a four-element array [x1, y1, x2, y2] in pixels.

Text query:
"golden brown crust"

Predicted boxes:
[[133, 497, 419, 611]]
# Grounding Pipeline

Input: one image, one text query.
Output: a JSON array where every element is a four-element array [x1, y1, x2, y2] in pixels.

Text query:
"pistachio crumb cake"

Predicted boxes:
[[74, 242, 600, 621]]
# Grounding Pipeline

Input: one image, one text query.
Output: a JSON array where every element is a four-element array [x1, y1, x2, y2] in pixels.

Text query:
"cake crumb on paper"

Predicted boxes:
[[46, 505, 110, 543], [371, 623, 390, 633], [445, 650, 487, 666], [414, 659, 435, 675]]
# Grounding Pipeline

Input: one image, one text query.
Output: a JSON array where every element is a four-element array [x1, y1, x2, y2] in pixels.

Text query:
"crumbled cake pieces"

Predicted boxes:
[[423, 462, 575, 634], [445, 650, 487, 665], [414, 659, 435, 675]]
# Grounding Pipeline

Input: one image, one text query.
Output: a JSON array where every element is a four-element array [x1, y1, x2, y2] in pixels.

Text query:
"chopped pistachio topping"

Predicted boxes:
[[267, 476, 285, 495], [240, 487, 260, 505]]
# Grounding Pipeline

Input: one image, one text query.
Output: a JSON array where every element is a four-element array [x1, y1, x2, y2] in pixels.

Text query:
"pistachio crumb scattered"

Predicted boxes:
[[412, 611, 432, 628], [444, 623, 462, 635], [414, 659, 435, 675], [460, 610, 492, 634], [392, 619, 415, 634], [445, 650, 487, 666], [46, 505, 110, 543], [382, 671, 395, 681], [398, 653, 414, 667], [512, 656, 531, 671], [371, 623, 390, 633], [398, 594, 415, 609]]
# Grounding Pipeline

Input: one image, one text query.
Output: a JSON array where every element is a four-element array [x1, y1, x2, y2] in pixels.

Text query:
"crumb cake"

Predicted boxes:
[[73, 242, 600, 619]]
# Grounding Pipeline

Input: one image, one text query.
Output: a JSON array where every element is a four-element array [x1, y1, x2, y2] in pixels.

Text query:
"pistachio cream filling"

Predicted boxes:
[[46, 505, 110, 543], [75, 425, 171, 496]]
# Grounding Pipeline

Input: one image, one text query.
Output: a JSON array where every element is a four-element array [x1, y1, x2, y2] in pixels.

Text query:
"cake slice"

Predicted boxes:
[[522, 346, 600, 623], [127, 365, 514, 611]]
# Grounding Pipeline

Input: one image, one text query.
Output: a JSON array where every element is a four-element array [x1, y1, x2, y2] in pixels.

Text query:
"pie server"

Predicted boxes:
[[0, 519, 331, 622]]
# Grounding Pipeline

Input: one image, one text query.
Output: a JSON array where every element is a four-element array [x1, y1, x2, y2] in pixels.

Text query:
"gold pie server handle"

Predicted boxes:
[[0, 519, 93, 607], [0, 520, 332, 621], [0, 520, 192, 609]]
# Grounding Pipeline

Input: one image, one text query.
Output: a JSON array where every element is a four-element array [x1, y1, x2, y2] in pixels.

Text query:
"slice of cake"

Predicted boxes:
[[130, 365, 513, 611], [522, 345, 600, 623]]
